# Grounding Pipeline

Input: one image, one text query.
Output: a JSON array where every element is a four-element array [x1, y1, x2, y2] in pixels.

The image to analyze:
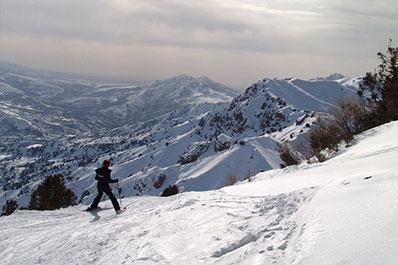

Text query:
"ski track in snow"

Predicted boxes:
[[0, 188, 316, 265]]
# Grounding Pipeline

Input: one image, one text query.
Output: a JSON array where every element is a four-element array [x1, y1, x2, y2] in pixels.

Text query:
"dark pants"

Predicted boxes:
[[91, 184, 120, 211]]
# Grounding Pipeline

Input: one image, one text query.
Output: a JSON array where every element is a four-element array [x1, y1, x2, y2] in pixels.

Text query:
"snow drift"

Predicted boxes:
[[1, 121, 397, 265]]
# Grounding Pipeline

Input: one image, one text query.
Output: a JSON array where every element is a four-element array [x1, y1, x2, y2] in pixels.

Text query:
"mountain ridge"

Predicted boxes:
[[0, 62, 237, 137], [0, 63, 362, 211]]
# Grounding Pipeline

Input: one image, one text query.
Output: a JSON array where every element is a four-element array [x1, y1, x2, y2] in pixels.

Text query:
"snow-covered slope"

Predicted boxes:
[[1, 122, 396, 265], [254, 75, 359, 111], [0, 67, 362, 210]]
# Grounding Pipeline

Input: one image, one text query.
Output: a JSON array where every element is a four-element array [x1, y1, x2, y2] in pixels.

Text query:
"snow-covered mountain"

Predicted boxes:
[[0, 64, 361, 211], [257, 75, 360, 111], [0, 61, 237, 137], [1, 122, 396, 265]]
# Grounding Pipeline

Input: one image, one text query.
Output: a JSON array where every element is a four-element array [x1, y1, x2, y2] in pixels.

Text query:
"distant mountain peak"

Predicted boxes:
[[167, 74, 193, 81], [310, 73, 347, 81], [326, 73, 346, 80], [150, 74, 208, 86], [157, 74, 218, 85]]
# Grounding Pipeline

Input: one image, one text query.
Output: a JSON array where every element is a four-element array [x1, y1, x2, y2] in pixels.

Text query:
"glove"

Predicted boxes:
[[115, 178, 119, 182]]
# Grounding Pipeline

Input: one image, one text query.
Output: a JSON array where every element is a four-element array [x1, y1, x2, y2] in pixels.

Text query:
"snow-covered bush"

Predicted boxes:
[[153, 174, 166, 189]]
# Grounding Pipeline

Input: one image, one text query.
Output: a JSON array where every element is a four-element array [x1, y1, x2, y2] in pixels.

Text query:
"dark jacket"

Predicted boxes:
[[95, 167, 117, 188]]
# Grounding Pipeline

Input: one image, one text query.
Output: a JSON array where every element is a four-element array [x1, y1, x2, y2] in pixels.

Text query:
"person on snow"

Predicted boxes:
[[87, 159, 123, 214]]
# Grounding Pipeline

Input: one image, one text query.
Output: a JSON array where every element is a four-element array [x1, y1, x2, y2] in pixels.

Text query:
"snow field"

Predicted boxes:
[[0, 189, 314, 265], [0, 121, 397, 265]]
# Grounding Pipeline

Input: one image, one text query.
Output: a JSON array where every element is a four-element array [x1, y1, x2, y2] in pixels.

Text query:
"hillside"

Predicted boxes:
[[0, 62, 237, 137], [0, 65, 362, 210], [1, 121, 397, 265]]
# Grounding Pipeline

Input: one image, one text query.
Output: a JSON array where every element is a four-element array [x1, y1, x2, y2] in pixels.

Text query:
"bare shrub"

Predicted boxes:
[[278, 143, 299, 168], [306, 95, 371, 162], [291, 138, 313, 161], [226, 172, 238, 186], [237, 167, 255, 182], [307, 117, 343, 162], [330, 96, 369, 140]]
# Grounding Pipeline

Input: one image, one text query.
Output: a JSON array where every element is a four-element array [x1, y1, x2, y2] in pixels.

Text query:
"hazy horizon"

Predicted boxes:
[[0, 0, 397, 89]]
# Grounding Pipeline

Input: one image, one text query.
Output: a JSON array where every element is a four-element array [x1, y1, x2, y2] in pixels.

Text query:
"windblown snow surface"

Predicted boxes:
[[1, 122, 397, 265]]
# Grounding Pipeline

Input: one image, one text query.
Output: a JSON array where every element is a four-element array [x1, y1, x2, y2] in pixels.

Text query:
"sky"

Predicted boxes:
[[0, 0, 397, 89]]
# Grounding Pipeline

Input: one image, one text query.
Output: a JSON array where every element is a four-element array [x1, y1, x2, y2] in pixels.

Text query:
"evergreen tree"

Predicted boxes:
[[29, 174, 77, 210], [161, 185, 179, 197], [358, 40, 398, 124]]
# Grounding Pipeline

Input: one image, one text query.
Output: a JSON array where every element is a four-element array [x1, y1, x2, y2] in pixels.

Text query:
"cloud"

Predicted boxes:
[[3, 0, 396, 52], [1, 0, 397, 88]]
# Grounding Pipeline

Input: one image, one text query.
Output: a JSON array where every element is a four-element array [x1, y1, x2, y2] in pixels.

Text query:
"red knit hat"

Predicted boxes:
[[103, 160, 111, 167]]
